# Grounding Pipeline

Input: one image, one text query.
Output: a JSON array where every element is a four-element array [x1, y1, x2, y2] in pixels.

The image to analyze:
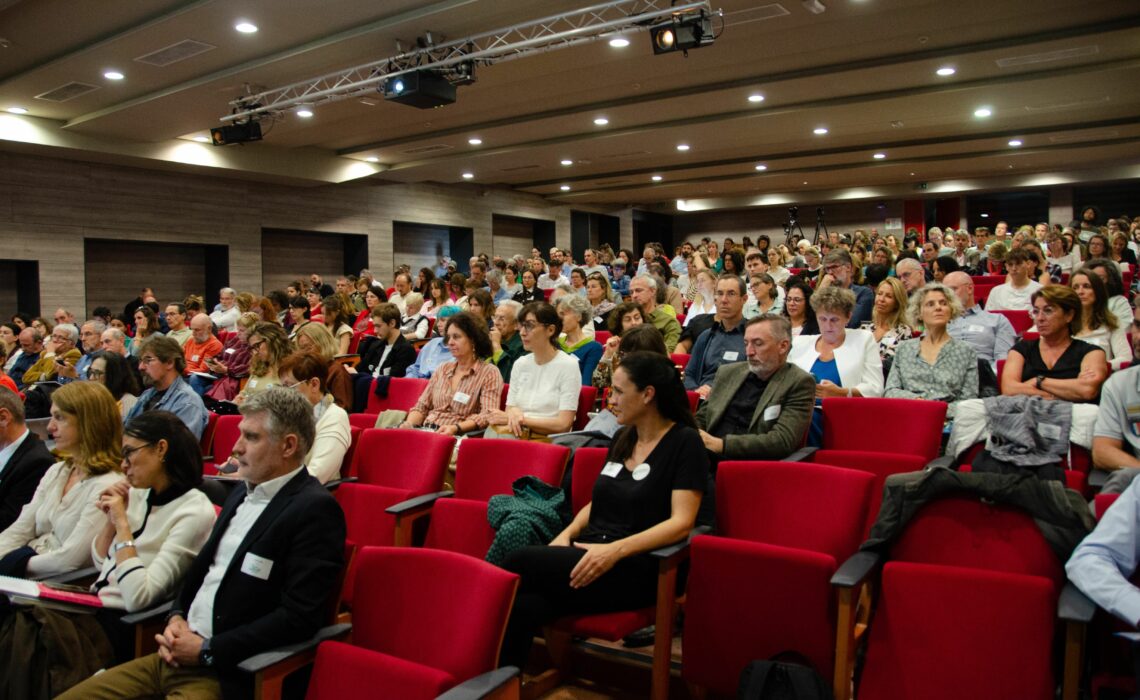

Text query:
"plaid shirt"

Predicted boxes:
[[412, 359, 503, 428]]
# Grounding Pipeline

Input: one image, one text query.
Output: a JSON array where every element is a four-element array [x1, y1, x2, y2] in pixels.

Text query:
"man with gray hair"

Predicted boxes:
[[55, 318, 106, 383], [125, 335, 209, 439], [817, 248, 874, 327], [895, 257, 927, 295], [22, 323, 80, 385], [580, 249, 608, 279], [9, 328, 43, 391], [629, 274, 682, 352], [0, 386, 54, 531], [59, 387, 346, 700], [209, 287, 240, 332], [492, 299, 526, 383]]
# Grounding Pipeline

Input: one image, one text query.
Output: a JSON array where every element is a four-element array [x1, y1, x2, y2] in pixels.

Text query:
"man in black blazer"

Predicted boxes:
[[351, 303, 416, 412], [0, 387, 55, 531], [59, 387, 346, 700]]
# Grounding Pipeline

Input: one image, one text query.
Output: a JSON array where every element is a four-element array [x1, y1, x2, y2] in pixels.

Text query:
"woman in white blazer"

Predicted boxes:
[[279, 351, 351, 484], [789, 286, 884, 445]]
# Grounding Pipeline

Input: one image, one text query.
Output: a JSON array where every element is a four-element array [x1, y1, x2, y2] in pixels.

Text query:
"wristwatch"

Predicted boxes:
[[111, 540, 136, 555], [1035, 375, 1046, 391], [199, 638, 215, 667]]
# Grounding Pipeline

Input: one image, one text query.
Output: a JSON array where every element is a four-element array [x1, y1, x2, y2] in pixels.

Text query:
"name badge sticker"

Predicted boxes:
[[723, 351, 740, 361], [601, 462, 623, 478], [763, 405, 782, 421], [225, 348, 236, 354], [968, 324, 985, 333], [454, 391, 472, 405], [191, 354, 200, 362], [631, 463, 651, 481], [241, 553, 274, 581]]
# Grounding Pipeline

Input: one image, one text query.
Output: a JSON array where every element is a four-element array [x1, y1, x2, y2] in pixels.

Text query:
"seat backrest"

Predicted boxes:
[[994, 309, 1033, 336], [571, 447, 610, 515], [341, 426, 363, 478], [594, 330, 611, 345], [354, 428, 453, 495], [423, 497, 498, 558], [716, 461, 874, 563], [454, 439, 569, 502], [199, 411, 219, 458], [859, 561, 1054, 700], [348, 412, 378, 431], [210, 414, 242, 466], [888, 496, 1064, 586], [973, 283, 996, 305], [574, 385, 598, 430], [670, 353, 691, 369], [686, 390, 699, 414], [365, 376, 428, 414], [821, 397, 947, 461], [810, 449, 928, 535], [335, 482, 411, 548], [352, 547, 519, 681]]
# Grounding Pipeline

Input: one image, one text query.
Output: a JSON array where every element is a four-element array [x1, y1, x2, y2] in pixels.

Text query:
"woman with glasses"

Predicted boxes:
[[512, 268, 543, 305], [487, 302, 580, 440], [279, 352, 350, 483], [234, 323, 289, 404], [557, 295, 604, 386], [86, 350, 140, 418], [782, 278, 819, 337], [1000, 285, 1107, 402], [399, 312, 502, 436], [744, 272, 781, 318]]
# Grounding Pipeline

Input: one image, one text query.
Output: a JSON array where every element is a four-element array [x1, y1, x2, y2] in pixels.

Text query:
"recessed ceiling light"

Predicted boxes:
[[803, 181, 809, 185], [593, 117, 609, 126], [609, 37, 630, 48], [560, 185, 571, 191], [754, 164, 767, 171], [192, 136, 210, 143], [748, 94, 765, 103], [651, 175, 663, 181], [462, 172, 474, 179], [295, 105, 314, 118], [974, 107, 992, 118], [103, 70, 124, 81], [980, 213, 990, 218], [1008, 139, 1023, 147], [467, 137, 482, 145], [813, 127, 829, 135], [6, 106, 28, 114], [873, 153, 886, 159], [365, 156, 379, 163], [676, 144, 690, 152], [560, 159, 573, 166], [936, 66, 956, 77], [235, 21, 258, 33]]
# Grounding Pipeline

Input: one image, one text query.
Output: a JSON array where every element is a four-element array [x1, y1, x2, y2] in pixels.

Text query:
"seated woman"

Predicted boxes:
[[862, 278, 913, 370], [685, 270, 718, 325], [1021, 239, 1060, 285], [199, 312, 255, 400], [280, 352, 351, 484], [487, 302, 581, 439], [789, 286, 884, 446], [557, 295, 604, 386], [305, 289, 324, 324], [129, 306, 163, 357], [768, 249, 791, 286], [293, 321, 354, 410], [499, 351, 708, 668], [744, 272, 781, 318], [591, 324, 669, 395], [1070, 268, 1130, 369], [399, 292, 431, 341], [399, 311, 503, 436], [352, 286, 387, 334], [0, 382, 123, 578], [1046, 231, 1082, 277], [931, 255, 960, 283], [287, 297, 310, 338], [885, 283, 979, 402], [87, 350, 140, 419], [234, 322, 289, 403], [321, 295, 355, 356], [1000, 285, 1107, 403], [585, 273, 617, 330], [607, 300, 645, 337], [1111, 232, 1137, 273], [466, 288, 495, 330], [782, 278, 820, 337], [500, 265, 522, 301], [1084, 258, 1133, 327], [512, 268, 543, 304]]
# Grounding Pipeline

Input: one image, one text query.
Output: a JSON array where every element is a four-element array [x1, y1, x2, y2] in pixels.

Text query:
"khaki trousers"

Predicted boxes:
[[54, 652, 222, 700]]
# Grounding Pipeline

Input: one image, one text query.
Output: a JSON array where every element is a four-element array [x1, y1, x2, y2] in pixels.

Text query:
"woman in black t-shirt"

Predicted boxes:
[[499, 351, 708, 669]]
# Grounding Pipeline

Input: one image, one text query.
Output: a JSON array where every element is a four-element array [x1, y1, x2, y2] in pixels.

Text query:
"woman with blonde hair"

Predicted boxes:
[[0, 382, 122, 577], [293, 321, 354, 409], [234, 322, 290, 404], [885, 282, 978, 402], [862, 277, 914, 366]]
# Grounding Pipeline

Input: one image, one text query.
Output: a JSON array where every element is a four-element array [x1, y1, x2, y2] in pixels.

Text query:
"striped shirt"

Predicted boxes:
[[411, 359, 503, 428]]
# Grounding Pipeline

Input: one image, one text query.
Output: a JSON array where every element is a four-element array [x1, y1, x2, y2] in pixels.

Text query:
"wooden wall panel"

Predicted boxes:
[[492, 215, 536, 260], [84, 240, 206, 313], [261, 230, 349, 294], [393, 223, 451, 277], [0, 262, 20, 319]]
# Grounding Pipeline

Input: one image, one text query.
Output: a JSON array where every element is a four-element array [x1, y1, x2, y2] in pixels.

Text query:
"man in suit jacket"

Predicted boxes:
[[350, 302, 417, 412], [696, 315, 815, 462], [0, 387, 55, 531], [59, 387, 346, 700]]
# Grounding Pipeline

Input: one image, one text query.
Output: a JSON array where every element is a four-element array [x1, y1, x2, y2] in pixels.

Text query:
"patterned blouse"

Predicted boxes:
[[410, 359, 503, 428], [884, 336, 979, 403], [860, 321, 914, 361]]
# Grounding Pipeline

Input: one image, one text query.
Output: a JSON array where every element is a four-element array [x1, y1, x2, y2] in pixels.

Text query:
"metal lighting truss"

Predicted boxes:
[[221, 0, 715, 123]]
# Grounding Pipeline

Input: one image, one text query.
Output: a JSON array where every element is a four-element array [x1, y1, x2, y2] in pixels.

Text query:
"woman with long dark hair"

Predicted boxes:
[[86, 350, 141, 418], [498, 351, 708, 668]]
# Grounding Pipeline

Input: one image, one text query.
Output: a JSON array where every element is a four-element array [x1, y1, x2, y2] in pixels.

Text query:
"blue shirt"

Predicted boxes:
[[1067, 474, 1140, 625], [683, 319, 747, 390], [59, 352, 94, 385], [124, 375, 209, 439], [611, 274, 631, 297], [947, 304, 1017, 367], [847, 284, 874, 328], [405, 337, 454, 379], [560, 338, 604, 386]]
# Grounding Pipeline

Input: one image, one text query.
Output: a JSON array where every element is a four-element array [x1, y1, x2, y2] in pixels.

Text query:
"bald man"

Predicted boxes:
[[943, 271, 1016, 368]]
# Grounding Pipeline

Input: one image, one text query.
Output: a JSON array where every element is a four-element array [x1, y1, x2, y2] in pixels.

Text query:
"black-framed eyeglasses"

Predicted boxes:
[[122, 443, 153, 462], [87, 369, 106, 379]]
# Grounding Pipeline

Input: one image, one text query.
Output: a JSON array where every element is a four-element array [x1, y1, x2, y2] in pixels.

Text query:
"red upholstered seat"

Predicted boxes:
[[856, 562, 1055, 700], [994, 309, 1033, 336], [452, 439, 568, 502], [365, 376, 428, 414], [305, 547, 518, 700], [202, 414, 241, 474], [340, 426, 362, 479], [574, 385, 598, 430], [353, 428, 453, 494], [594, 330, 611, 345], [570, 447, 609, 516], [683, 461, 874, 696], [821, 397, 946, 462], [670, 352, 691, 369], [335, 483, 415, 608], [807, 449, 928, 535], [686, 390, 699, 413], [422, 498, 497, 558], [347, 412, 378, 431], [199, 411, 219, 459]]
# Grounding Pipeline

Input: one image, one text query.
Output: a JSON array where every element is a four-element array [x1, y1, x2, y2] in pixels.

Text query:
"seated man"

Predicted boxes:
[[629, 274, 682, 352], [985, 248, 1041, 312], [695, 315, 816, 463], [1091, 308, 1140, 494], [943, 271, 1017, 368], [22, 324, 81, 385], [684, 274, 747, 400], [491, 300, 526, 383], [183, 313, 224, 377], [817, 249, 874, 327], [125, 336, 209, 439], [1067, 467, 1140, 628], [164, 303, 192, 347], [350, 303, 416, 411], [404, 335, 454, 380], [0, 387, 55, 531], [58, 388, 347, 700], [208, 287, 240, 332]]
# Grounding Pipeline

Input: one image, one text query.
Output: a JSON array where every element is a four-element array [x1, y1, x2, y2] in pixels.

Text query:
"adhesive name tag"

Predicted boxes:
[[191, 355, 200, 362], [601, 462, 623, 478], [454, 391, 472, 405], [968, 324, 985, 333], [631, 463, 651, 481], [594, 316, 604, 325], [763, 405, 781, 421], [225, 348, 236, 354], [241, 553, 274, 580], [723, 351, 739, 361]]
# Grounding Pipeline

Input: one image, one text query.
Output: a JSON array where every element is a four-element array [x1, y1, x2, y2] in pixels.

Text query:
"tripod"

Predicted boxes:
[[782, 206, 806, 247], [814, 207, 830, 247]]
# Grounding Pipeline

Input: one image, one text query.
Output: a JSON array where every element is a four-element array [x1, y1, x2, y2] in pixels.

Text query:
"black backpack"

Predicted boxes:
[[738, 659, 833, 700]]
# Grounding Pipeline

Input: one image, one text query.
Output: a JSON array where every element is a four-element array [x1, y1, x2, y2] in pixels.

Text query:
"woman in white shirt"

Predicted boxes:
[[1045, 232, 1081, 276], [684, 270, 718, 326], [279, 351, 351, 484], [0, 382, 123, 578], [487, 302, 581, 439], [1071, 269, 1131, 369]]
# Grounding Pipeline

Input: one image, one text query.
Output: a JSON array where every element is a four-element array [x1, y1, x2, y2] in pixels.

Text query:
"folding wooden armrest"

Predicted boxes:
[[119, 600, 174, 626], [925, 455, 956, 471], [119, 600, 176, 657], [1087, 468, 1110, 490], [782, 446, 817, 463], [237, 623, 353, 700], [830, 550, 882, 700], [323, 477, 358, 491], [436, 667, 521, 700], [385, 490, 454, 546], [40, 566, 99, 584], [1059, 582, 1097, 700]]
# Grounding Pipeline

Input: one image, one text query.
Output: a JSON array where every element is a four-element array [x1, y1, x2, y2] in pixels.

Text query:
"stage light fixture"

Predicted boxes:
[[380, 70, 457, 109], [210, 121, 263, 146], [650, 10, 714, 55]]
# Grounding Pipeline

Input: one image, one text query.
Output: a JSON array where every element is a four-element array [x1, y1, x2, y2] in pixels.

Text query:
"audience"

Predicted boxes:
[[56, 319, 105, 385], [1084, 258, 1134, 332], [0, 387, 55, 531], [491, 300, 526, 383], [279, 352, 351, 484], [198, 313, 256, 399], [684, 274, 747, 399], [22, 323, 81, 385], [1070, 268, 1130, 369], [87, 350, 141, 418], [985, 248, 1042, 311], [862, 278, 914, 369], [183, 313, 224, 379], [782, 278, 819, 338], [884, 283, 979, 402], [557, 295, 603, 386], [817, 249, 873, 327], [943, 271, 1017, 369], [125, 336, 209, 439], [629, 275, 681, 352], [293, 321, 353, 410]]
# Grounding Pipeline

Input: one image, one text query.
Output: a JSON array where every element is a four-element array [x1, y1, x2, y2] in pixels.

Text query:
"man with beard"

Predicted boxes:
[[124, 335, 209, 439]]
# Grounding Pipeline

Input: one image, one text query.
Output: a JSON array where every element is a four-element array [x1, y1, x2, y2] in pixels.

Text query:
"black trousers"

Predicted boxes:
[[499, 545, 658, 669]]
